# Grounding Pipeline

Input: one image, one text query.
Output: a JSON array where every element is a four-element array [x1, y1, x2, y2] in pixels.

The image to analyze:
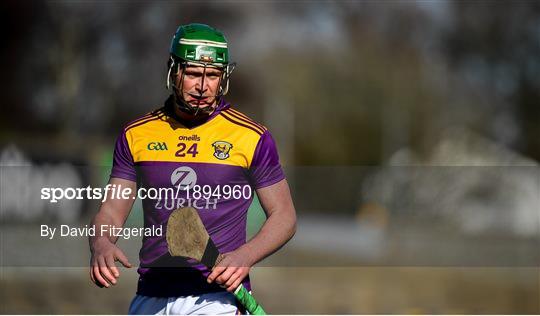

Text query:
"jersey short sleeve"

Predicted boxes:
[[249, 130, 285, 189], [110, 130, 137, 182]]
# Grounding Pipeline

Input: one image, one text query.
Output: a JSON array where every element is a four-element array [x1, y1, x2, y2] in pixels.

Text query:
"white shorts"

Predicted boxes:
[[128, 291, 239, 315]]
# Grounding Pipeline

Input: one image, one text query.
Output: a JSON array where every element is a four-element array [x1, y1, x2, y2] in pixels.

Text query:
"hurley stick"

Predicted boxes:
[[166, 206, 266, 315]]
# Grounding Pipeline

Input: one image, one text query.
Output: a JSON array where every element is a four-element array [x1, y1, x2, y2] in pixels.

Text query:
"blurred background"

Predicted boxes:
[[1, 0, 539, 314]]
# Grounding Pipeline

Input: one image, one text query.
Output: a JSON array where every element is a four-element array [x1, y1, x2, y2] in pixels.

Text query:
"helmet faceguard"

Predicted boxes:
[[166, 23, 236, 116]]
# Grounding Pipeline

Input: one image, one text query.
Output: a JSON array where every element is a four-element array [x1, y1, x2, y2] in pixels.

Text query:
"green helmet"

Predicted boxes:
[[166, 23, 235, 115], [170, 23, 229, 66]]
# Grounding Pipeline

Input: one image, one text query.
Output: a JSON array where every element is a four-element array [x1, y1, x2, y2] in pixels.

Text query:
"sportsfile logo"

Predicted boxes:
[[147, 142, 168, 151]]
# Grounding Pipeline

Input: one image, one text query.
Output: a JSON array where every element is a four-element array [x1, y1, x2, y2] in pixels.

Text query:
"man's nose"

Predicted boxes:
[[195, 77, 209, 93], [195, 84, 207, 94]]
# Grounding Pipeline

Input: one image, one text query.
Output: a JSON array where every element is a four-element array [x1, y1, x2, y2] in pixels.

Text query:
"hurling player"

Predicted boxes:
[[89, 23, 296, 314]]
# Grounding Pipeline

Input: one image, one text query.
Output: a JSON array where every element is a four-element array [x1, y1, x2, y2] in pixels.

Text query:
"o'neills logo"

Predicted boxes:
[[212, 141, 233, 160], [178, 134, 201, 142]]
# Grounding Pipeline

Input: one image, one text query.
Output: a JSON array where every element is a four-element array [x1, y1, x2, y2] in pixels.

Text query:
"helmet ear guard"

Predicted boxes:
[[219, 62, 236, 96], [166, 56, 184, 90], [166, 56, 174, 90]]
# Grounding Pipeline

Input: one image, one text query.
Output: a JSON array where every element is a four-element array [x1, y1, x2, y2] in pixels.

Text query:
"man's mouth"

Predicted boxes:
[[188, 94, 210, 103]]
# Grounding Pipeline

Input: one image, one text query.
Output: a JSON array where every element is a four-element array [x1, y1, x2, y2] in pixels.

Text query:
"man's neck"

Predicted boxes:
[[167, 97, 220, 128], [174, 105, 215, 122]]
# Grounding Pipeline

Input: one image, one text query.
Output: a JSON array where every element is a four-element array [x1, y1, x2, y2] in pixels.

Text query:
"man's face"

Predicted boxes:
[[175, 64, 223, 112]]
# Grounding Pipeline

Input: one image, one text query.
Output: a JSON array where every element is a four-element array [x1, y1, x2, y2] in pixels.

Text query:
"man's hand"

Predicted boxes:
[[90, 237, 132, 288], [207, 179, 296, 293], [88, 178, 136, 288], [207, 249, 253, 292]]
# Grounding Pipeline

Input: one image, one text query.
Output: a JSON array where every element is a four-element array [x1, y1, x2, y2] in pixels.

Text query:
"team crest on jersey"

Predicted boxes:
[[212, 141, 233, 160]]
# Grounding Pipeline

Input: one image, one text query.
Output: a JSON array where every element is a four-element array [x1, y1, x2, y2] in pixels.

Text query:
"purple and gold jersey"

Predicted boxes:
[[110, 96, 285, 297]]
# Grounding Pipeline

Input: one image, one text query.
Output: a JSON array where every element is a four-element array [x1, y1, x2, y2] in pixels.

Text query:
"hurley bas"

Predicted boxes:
[[40, 224, 162, 240]]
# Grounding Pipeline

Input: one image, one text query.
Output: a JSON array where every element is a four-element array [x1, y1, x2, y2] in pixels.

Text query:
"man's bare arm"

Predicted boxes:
[[89, 177, 136, 288], [207, 179, 297, 291], [240, 179, 297, 263]]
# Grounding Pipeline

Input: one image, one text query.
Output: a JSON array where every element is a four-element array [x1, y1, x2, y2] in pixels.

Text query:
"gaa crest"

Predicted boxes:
[[212, 141, 233, 160]]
